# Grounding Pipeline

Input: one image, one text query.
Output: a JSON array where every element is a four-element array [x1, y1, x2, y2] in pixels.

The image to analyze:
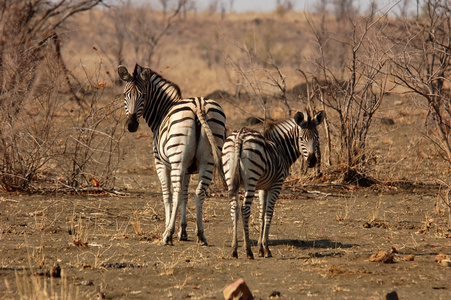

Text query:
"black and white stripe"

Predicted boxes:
[[118, 64, 226, 245], [222, 110, 324, 258]]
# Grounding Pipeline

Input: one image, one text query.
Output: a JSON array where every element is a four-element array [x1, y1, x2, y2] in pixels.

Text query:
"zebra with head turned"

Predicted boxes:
[[117, 64, 226, 246], [222, 110, 324, 259]]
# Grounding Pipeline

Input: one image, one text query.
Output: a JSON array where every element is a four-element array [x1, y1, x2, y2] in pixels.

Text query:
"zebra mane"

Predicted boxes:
[[262, 117, 296, 140], [133, 64, 182, 99], [262, 109, 316, 139]]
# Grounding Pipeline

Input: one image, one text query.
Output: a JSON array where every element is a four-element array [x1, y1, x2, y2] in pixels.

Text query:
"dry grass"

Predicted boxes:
[[8, 268, 80, 300]]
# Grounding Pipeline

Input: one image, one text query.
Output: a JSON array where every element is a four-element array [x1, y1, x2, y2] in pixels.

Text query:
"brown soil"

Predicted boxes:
[[1, 159, 451, 299]]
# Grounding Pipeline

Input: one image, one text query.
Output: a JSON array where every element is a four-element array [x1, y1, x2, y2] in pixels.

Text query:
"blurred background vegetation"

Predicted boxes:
[[1, 0, 450, 192]]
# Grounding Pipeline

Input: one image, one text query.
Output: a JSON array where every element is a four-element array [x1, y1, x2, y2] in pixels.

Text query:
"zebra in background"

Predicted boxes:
[[118, 64, 226, 246], [244, 116, 323, 177], [222, 110, 324, 259]]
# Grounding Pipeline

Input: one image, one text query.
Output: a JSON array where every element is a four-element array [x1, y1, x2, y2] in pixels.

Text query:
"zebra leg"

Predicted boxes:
[[155, 159, 172, 232], [178, 175, 190, 241], [241, 188, 255, 259], [229, 189, 239, 258], [162, 171, 186, 246], [257, 190, 268, 257], [194, 178, 209, 246], [260, 187, 281, 258]]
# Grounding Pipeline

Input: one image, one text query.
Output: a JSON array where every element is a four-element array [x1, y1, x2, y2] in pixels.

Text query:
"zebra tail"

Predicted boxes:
[[194, 102, 227, 187], [231, 129, 244, 194]]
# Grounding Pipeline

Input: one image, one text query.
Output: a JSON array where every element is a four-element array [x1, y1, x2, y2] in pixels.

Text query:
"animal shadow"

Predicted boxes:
[[268, 238, 356, 250]]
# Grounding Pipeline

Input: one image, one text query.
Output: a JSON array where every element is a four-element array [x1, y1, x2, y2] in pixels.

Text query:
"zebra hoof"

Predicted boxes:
[[197, 232, 208, 246], [232, 251, 238, 259], [179, 225, 188, 241], [264, 250, 272, 258], [197, 237, 208, 246], [178, 232, 188, 241], [247, 252, 255, 260], [258, 249, 264, 257], [162, 233, 174, 246], [162, 240, 174, 246]]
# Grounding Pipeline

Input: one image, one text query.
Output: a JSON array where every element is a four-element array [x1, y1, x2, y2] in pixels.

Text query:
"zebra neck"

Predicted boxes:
[[264, 121, 301, 169], [143, 77, 182, 133]]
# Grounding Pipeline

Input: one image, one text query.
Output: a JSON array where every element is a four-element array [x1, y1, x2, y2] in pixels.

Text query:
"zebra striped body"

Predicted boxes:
[[118, 64, 226, 245], [222, 110, 324, 258]]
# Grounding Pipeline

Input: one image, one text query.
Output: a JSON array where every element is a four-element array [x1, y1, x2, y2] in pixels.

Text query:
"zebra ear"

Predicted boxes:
[[141, 68, 152, 81], [294, 111, 304, 125], [117, 65, 131, 81], [313, 110, 325, 126]]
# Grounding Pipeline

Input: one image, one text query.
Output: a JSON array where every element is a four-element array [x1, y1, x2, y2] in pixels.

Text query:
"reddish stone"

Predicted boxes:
[[223, 278, 254, 300]]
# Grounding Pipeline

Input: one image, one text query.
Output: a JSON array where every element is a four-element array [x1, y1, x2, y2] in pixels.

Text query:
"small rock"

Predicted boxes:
[[434, 254, 451, 267], [369, 247, 397, 263], [403, 254, 415, 261], [269, 290, 281, 298], [223, 278, 253, 300], [439, 259, 451, 267], [385, 290, 399, 300], [75, 280, 95, 286], [363, 222, 372, 228], [435, 253, 450, 262], [380, 118, 395, 125]]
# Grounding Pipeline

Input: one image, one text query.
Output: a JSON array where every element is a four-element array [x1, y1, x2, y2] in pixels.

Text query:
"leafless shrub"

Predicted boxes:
[[0, 0, 104, 104], [0, 59, 123, 191], [0, 59, 62, 191], [56, 79, 124, 190], [437, 179, 451, 229], [303, 7, 392, 182], [266, 56, 292, 117], [225, 45, 271, 119], [94, 0, 185, 72], [225, 41, 294, 122], [0, 1, 123, 191], [387, 0, 451, 164]]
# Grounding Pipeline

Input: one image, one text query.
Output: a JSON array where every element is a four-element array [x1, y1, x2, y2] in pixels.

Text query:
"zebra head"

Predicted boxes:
[[294, 110, 325, 168], [117, 64, 152, 132]]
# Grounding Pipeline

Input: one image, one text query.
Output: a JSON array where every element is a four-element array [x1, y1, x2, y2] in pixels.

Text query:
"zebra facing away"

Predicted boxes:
[[117, 64, 226, 246], [222, 110, 324, 259]]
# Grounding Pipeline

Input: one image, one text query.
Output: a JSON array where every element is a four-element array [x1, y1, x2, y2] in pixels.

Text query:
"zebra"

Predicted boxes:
[[222, 110, 324, 259], [244, 115, 323, 177], [117, 64, 226, 246]]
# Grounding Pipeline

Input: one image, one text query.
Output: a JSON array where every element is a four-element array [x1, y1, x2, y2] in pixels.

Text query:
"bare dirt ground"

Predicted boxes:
[[1, 179, 451, 299], [1, 94, 451, 300]]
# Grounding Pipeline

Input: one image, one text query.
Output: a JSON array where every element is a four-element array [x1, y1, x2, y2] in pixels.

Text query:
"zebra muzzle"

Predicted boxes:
[[127, 114, 139, 132], [306, 153, 317, 168]]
